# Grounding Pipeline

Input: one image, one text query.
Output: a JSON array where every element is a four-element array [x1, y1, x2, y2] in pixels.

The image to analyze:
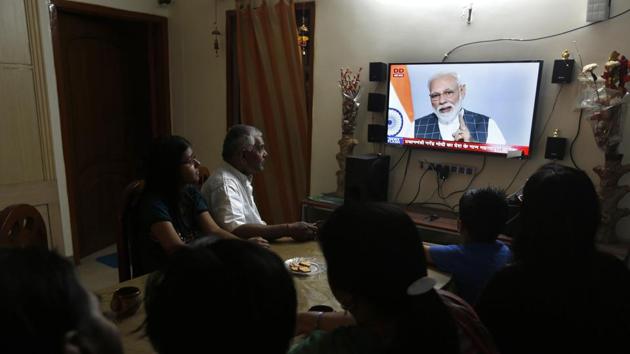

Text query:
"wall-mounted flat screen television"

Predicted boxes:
[[386, 61, 543, 158]]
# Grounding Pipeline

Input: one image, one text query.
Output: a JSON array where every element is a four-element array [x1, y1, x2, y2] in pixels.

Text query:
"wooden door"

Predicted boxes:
[[51, 1, 170, 260]]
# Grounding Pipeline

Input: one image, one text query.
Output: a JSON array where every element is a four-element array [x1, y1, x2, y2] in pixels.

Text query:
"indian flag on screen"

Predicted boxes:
[[388, 64, 415, 138]]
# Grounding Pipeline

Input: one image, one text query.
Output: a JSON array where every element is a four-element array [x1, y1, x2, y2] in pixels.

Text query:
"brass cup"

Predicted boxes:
[[110, 286, 141, 320]]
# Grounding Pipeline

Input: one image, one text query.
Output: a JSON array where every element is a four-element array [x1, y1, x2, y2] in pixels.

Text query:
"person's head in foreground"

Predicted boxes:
[[144, 238, 296, 354], [0, 247, 122, 354], [514, 163, 600, 268], [428, 72, 466, 124], [319, 202, 459, 354], [459, 187, 508, 243], [222, 124, 268, 175]]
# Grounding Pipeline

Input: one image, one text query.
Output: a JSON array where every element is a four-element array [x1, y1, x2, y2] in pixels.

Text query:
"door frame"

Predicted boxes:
[[50, 0, 171, 263]]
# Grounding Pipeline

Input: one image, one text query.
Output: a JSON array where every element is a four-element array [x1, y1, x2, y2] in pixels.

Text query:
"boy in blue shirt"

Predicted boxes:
[[424, 187, 512, 304]]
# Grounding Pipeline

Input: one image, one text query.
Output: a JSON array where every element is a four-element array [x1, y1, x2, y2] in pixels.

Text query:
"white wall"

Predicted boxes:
[[38, 0, 170, 257], [168, 0, 228, 171], [169, 0, 630, 242], [311, 0, 630, 241]]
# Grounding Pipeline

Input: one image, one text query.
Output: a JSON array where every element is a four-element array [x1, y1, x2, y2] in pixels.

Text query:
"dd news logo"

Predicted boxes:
[[392, 67, 405, 78]]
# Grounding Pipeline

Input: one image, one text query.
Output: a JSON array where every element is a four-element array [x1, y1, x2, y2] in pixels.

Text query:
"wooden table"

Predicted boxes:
[[97, 239, 451, 354]]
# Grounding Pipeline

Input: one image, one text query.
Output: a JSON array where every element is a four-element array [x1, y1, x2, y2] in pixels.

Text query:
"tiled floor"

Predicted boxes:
[[76, 244, 119, 292]]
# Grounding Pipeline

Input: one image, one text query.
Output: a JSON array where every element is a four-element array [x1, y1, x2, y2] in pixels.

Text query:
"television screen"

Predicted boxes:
[[386, 61, 543, 157]]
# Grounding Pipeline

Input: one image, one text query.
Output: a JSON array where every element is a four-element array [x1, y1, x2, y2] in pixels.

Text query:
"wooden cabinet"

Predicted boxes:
[[302, 197, 461, 245]]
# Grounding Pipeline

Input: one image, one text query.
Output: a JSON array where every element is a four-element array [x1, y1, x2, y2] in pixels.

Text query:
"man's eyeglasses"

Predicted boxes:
[[429, 89, 457, 101]]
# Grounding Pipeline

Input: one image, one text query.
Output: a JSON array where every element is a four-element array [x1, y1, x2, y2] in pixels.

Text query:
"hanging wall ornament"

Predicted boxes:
[[297, 9, 309, 56], [212, 0, 222, 57]]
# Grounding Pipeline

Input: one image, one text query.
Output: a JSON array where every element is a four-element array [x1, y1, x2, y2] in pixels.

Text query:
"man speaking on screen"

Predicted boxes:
[[414, 72, 506, 144]]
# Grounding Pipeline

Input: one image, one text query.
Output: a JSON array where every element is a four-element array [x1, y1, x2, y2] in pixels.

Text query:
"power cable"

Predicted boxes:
[[569, 109, 584, 170], [442, 8, 630, 62], [393, 149, 413, 202], [504, 86, 563, 192], [407, 168, 431, 207]]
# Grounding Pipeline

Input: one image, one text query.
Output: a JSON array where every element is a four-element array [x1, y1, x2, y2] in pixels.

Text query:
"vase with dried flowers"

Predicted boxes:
[[333, 67, 362, 197], [579, 51, 630, 243]]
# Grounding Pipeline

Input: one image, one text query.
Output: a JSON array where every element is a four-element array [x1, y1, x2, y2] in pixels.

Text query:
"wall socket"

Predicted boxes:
[[419, 160, 476, 176]]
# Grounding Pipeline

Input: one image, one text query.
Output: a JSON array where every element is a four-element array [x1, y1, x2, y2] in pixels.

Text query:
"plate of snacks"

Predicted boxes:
[[284, 257, 323, 276]]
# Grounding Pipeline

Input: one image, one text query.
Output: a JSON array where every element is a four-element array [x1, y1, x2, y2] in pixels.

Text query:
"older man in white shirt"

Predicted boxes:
[[202, 124, 317, 241]]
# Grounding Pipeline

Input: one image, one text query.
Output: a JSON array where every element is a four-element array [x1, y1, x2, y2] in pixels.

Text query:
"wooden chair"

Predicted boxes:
[[0, 204, 48, 248], [198, 165, 210, 188], [118, 180, 145, 282]]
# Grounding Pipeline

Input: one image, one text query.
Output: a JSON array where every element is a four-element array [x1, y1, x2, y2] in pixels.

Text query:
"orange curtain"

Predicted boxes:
[[236, 0, 310, 224]]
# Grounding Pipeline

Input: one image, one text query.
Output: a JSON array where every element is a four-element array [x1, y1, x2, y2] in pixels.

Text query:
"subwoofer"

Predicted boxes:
[[344, 154, 390, 203]]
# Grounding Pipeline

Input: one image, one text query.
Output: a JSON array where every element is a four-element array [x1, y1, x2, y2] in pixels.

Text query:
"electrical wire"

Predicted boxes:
[[389, 148, 410, 171], [442, 155, 487, 200], [504, 86, 563, 192], [393, 149, 413, 202], [442, 8, 630, 62], [414, 202, 457, 212], [422, 181, 439, 203], [503, 161, 529, 193], [437, 172, 446, 199], [532, 86, 564, 148], [407, 168, 431, 207], [569, 109, 584, 170]]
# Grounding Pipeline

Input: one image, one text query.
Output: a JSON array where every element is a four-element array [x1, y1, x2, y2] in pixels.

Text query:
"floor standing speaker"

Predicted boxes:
[[344, 154, 390, 203]]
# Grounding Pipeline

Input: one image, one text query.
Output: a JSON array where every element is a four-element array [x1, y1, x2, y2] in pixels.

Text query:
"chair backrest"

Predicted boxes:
[[198, 165, 210, 188], [0, 204, 48, 248], [118, 180, 145, 282], [438, 290, 499, 354]]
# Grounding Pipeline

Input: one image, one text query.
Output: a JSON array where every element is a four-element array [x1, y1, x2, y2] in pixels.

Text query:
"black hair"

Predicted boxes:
[[459, 187, 508, 243], [222, 124, 261, 161], [142, 135, 192, 220], [0, 247, 121, 354], [143, 135, 192, 196], [513, 163, 600, 268], [319, 202, 459, 354], [144, 239, 297, 354]]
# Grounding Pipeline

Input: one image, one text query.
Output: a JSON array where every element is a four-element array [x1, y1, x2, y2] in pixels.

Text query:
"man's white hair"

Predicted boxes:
[[427, 72, 462, 90], [222, 124, 263, 161]]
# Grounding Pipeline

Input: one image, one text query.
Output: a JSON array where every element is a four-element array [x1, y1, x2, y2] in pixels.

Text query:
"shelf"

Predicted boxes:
[[302, 197, 461, 244]]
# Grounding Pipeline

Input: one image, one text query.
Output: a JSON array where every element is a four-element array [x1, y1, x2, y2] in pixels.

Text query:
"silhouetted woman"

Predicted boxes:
[[476, 163, 630, 354], [290, 202, 462, 354], [0, 247, 123, 354]]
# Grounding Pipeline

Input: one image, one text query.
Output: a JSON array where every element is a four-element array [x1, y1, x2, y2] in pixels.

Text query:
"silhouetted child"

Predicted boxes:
[[424, 187, 511, 304]]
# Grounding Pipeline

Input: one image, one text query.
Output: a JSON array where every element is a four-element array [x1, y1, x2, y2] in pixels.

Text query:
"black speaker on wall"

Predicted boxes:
[[345, 154, 390, 203], [551, 59, 575, 84], [367, 124, 387, 143], [544, 136, 567, 160], [367, 93, 386, 112], [369, 62, 387, 82]]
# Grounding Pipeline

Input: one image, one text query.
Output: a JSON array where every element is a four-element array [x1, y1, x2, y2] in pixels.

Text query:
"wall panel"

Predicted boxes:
[[0, 0, 31, 64], [0, 66, 45, 184]]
